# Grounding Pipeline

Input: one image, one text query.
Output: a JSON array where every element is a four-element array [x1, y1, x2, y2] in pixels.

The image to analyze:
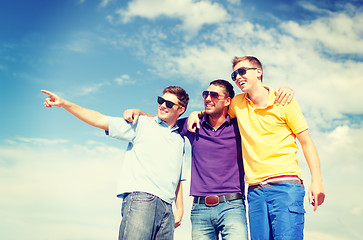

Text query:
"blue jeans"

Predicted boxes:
[[191, 198, 248, 240], [119, 192, 174, 240], [248, 183, 306, 240]]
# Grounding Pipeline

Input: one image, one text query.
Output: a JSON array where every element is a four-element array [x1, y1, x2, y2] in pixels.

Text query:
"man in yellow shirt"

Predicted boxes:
[[229, 56, 325, 240]]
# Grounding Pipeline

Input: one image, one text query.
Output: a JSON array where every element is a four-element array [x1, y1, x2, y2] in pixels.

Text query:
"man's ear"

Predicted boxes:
[[224, 97, 231, 107], [178, 107, 186, 116], [256, 68, 263, 80]]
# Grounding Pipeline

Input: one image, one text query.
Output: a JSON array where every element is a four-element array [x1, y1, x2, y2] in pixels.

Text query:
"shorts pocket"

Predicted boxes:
[[288, 205, 306, 214]]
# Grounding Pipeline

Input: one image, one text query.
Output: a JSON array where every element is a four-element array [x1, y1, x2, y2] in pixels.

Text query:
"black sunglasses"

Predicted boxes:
[[231, 67, 257, 81], [157, 96, 183, 108], [202, 91, 225, 100]]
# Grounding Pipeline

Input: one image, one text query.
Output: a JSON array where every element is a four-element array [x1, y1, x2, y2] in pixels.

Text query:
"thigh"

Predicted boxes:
[[247, 189, 271, 240], [266, 183, 305, 240], [218, 199, 248, 240], [191, 203, 218, 240], [155, 202, 174, 240], [119, 192, 158, 240]]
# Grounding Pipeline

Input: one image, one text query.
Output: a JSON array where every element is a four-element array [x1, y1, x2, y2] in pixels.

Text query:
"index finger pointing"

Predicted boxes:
[[41, 89, 52, 96]]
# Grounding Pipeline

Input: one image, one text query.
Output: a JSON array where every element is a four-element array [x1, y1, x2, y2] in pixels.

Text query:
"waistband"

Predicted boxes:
[[248, 175, 303, 191], [193, 193, 244, 207]]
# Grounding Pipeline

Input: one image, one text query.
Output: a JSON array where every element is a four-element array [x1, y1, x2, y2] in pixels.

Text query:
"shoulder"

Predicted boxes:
[[230, 93, 247, 111], [233, 93, 246, 100], [177, 117, 188, 127], [177, 117, 190, 137], [138, 115, 157, 124]]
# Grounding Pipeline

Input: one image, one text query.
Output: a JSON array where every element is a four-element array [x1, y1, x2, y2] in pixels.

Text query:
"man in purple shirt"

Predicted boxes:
[[178, 79, 247, 240]]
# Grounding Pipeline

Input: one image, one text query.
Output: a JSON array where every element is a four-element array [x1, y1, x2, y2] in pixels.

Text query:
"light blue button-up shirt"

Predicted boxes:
[[106, 115, 186, 204]]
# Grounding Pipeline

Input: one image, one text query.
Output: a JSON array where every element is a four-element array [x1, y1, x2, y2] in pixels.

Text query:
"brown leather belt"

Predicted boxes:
[[193, 193, 244, 207]]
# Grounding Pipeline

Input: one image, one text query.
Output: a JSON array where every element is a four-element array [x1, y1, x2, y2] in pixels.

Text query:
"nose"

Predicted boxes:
[[205, 93, 213, 101], [235, 73, 243, 81]]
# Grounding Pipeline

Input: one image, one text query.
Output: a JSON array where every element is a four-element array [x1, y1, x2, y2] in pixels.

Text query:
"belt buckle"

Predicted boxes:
[[205, 195, 219, 206]]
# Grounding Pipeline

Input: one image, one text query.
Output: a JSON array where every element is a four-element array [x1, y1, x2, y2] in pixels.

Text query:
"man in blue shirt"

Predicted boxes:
[[41, 86, 189, 240]]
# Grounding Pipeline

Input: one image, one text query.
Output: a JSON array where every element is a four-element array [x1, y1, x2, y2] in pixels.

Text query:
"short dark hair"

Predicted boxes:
[[209, 79, 235, 99], [163, 86, 189, 111]]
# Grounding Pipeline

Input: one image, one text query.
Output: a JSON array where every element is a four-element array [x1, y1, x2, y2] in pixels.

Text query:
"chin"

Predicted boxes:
[[205, 109, 213, 115]]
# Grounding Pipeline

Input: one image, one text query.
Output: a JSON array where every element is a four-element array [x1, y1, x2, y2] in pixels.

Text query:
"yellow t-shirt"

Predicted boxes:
[[229, 86, 308, 184]]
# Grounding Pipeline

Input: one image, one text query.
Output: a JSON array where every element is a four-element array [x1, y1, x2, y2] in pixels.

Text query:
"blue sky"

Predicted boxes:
[[1, 0, 363, 239]]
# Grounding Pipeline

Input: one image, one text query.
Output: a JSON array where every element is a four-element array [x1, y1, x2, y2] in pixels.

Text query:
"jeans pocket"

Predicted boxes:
[[226, 199, 245, 207], [132, 192, 157, 202]]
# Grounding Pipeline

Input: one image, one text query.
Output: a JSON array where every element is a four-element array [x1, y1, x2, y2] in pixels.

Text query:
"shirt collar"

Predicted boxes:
[[201, 113, 232, 129], [245, 85, 276, 108], [156, 116, 179, 131]]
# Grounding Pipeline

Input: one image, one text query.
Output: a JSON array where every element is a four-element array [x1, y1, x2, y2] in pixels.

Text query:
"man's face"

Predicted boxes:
[[157, 92, 183, 126], [233, 60, 261, 92], [203, 84, 230, 117]]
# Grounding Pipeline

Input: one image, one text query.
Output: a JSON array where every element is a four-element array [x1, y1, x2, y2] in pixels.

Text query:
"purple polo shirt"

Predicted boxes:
[[178, 114, 244, 197]]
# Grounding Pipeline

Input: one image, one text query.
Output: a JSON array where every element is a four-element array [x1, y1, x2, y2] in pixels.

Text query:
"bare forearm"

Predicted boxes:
[[173, 181, 184, 228], [298, 131, 323, 181], [297, 130, 325, 210], [175, 181, 184, 212], [139, 110, 153, 117], [62, 100, 109, 131]]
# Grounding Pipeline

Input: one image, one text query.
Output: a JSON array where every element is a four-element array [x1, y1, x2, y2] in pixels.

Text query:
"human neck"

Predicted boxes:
[[246, 86, 269, 108], [160, 116, 178, 128], [207, 111, 228, 130]]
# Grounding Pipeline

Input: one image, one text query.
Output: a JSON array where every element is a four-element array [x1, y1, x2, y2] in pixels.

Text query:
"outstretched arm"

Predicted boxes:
[[41, 90, 109, 131], [296, 129, 325, 211]]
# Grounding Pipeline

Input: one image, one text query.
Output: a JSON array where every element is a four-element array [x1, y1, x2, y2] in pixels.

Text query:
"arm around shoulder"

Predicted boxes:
[[123, 109, 154, 124], [187, 110, 205, 132]]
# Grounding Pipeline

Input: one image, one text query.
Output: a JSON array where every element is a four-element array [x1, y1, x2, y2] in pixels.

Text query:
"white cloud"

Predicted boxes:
[[304, 231, 352, 240], [64, 38, 93, 53], [298, 125, 363, 239], [114, 74, 136, 85], [298, 2, 332, 14], [0, 141, 124, 239], [99, 0, 111, 8], [116, 0, 229, 34], [13, 137, 68, 145], [0, 140, 194, 239], [123, 3, 363, 126], [62, 31, 104, 54], [281, 5, 363, 54], [78, 82, 109, 96], [352, 207, 362, 216]]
